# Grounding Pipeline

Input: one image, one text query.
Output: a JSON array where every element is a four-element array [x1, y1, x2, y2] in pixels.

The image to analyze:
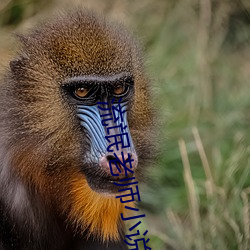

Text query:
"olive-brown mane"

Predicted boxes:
[[0, 9, 154, 249]]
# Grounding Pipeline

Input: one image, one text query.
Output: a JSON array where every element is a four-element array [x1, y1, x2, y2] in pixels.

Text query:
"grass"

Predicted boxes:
[[139, 1, 250, 249], [1, 0, 250, 249]]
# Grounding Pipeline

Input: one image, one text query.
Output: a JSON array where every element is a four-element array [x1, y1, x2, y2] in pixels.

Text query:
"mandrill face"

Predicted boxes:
[[62, 73, 138, 194], [0, 10, 154, 242]]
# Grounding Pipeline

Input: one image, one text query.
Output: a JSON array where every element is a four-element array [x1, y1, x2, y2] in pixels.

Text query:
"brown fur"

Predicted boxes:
[[0, 9, 153, 246]]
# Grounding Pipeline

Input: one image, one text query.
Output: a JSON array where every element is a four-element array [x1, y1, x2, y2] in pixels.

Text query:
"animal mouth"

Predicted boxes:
[[103, 174, 135, 183], [82, 168, 135, 194]]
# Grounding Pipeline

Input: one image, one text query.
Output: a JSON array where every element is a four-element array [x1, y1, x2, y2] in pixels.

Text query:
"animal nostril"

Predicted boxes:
[[127, 153, 132, 160], [106, 155, 117, 162], [106, 153, 133, 162]]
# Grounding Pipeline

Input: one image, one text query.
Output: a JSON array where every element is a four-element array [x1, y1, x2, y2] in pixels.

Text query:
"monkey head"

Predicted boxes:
[[0, 10, 154, 242]]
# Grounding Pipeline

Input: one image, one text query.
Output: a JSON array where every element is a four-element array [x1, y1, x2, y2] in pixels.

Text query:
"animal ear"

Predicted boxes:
[[9, 58, 23, 73], [9, 34, 29, 73]]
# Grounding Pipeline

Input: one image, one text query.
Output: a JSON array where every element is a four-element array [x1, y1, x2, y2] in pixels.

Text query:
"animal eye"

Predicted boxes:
[[113, 84, 125, 95], [75, 87, 89, 98]]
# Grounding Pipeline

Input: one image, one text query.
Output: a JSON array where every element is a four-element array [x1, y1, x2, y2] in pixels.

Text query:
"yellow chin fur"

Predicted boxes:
[[68, 175, 134, 242]]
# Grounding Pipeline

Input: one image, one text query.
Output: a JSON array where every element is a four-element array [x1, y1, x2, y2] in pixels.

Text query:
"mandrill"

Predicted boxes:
[[0, 9, 153, 250]]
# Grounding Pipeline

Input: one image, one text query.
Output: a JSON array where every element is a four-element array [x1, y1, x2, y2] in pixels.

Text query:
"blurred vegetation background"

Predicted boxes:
[[1, 0, 250, 249]]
